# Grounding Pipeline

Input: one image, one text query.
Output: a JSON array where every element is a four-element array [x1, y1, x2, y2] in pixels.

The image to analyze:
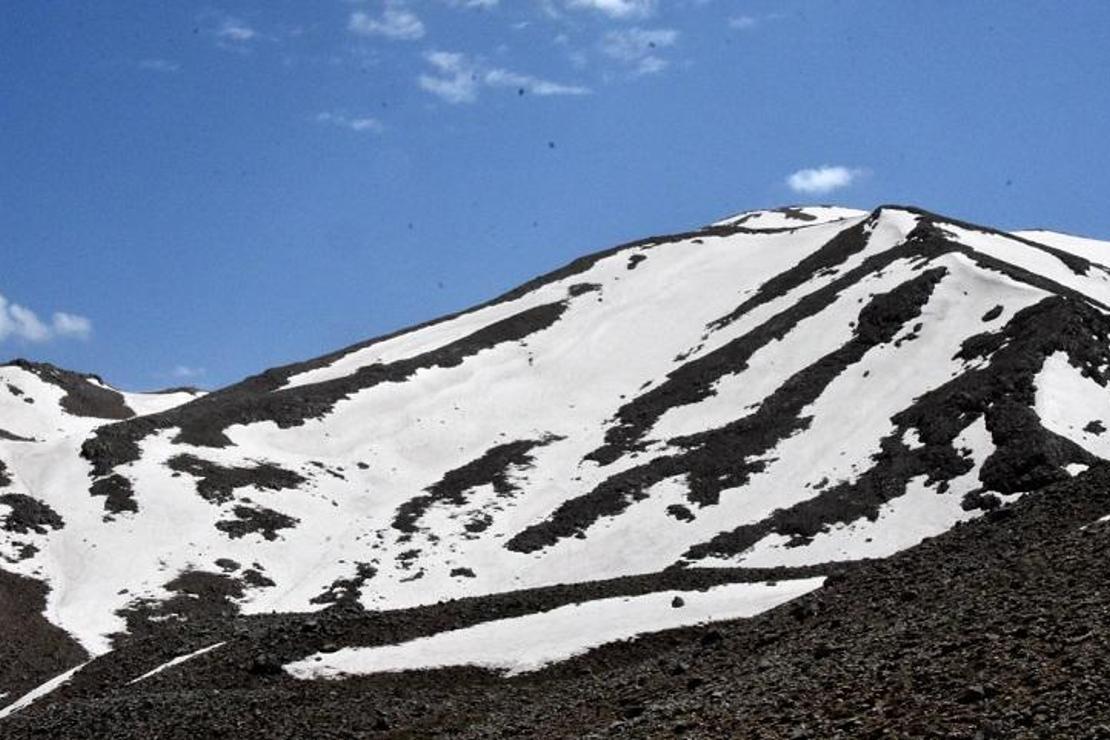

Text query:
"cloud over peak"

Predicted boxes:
[[786, 166, 867, 195], [0, 294, 92, 344]]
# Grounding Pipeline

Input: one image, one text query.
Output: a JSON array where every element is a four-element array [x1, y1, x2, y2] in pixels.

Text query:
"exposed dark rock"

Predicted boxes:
[[567, 282, 601, 297], [981, 304, 1004, 321], [3, 359, 134, 420], [509, 267, 948, 553], [0, 493, 65, 535], [89, 475, 138, 515], [310, 563, 378, 605], [166, 455, 305, 505], [393, 435, 563, 535], [1084, 420, 1106, 435], [215, 505, 299, 541], [0, 569, 88, 702], [10, 467, 1110, 738], [666, 504, 695, 522], [215, 558, 241, 573]]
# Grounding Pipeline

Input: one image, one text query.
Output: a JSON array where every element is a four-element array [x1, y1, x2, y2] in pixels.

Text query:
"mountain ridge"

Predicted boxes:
[[3, 203, 1110, 736]]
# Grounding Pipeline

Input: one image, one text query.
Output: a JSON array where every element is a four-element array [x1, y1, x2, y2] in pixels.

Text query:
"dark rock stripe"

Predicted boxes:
[[707, 213, 876, 334], [684, 294, 1109, 560], [392, 435, 564, 535], [82, 300, 573, 476], [588, 213, 1108, 468], [506, 267, 948, 553]]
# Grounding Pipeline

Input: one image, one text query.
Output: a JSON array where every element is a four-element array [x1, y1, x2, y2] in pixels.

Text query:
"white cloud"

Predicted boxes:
[[786, 165, 867, 195], [316, 112, 385, 133], [567, 0, 657, 19], [419, 51, 590, 104], [600, 27, 678, 75], [216, 18, 258, 43], [419, 52, 479, 103], [0, 294, 92, 344], [349, 3, 426, 41], [441, 0, 498, 7], [51, 313, 93, 340], [138, 59, 181, 73]]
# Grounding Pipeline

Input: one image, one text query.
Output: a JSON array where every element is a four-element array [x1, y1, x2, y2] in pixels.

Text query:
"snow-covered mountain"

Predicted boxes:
[[4, 204, 1110, 734]]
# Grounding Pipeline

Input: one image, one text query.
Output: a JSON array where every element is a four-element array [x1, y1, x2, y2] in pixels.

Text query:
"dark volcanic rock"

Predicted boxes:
[[3, 360, 134, 420], [89, 475, 138, 515], [0, 493, 65, 535], [7, 467, 1110, 738], [166, 455, 306, 505], [393, 435, 563, 535]]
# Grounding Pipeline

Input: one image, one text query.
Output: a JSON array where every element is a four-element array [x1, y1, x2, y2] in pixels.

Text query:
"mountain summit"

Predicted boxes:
[[3, 205, 1110, 736]]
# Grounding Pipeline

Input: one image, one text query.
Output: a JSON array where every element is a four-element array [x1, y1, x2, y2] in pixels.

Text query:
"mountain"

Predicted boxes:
[[2, 205, 1110, 737]]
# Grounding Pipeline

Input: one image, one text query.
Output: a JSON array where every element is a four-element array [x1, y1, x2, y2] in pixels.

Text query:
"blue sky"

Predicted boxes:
[[3, 1, 1109, 390]]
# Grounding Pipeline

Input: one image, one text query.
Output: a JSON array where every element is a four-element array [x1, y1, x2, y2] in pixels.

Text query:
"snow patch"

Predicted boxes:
[[285, 578, 823, 679]]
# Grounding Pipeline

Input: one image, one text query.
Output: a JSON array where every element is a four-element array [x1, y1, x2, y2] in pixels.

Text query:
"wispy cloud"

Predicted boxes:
[[138, 58, 181, 73], [316, 111, 385, 133], [786, 166, 868, 195], [728, 15, 758, 30], [600, 27, 678, 75], [567, 0, 657, 19], [441, 0, 499, 7], [0, 294, 91, 344], [349, 3, 426, 41], [419, 51, 590, 104]]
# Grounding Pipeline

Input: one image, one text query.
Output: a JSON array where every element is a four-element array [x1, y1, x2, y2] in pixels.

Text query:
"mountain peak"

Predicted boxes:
[[3, 205, 1110, 734]]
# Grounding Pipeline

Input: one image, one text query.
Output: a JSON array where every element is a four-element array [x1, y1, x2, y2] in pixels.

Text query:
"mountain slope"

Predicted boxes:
[[3, 204, 1110, 735]]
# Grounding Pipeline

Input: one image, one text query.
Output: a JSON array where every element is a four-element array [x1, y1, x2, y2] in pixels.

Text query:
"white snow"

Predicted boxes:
[[1035, 351, 1110, 460], [5, 206, 1110, 655], [712, 206, 867, 229], [0, 661, 88, 720], [284, 578, 823, 679], [1013, 230, 1110, 271], [941, 223, 1110, 308], [121, 389, 203, 417], [128, 642, 225, 685]]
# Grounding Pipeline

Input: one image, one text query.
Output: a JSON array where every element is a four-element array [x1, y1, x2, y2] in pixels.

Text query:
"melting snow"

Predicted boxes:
[[284, 578, 824, 679], [0, 661, 89, 720], [128, 642, 226, 685]]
